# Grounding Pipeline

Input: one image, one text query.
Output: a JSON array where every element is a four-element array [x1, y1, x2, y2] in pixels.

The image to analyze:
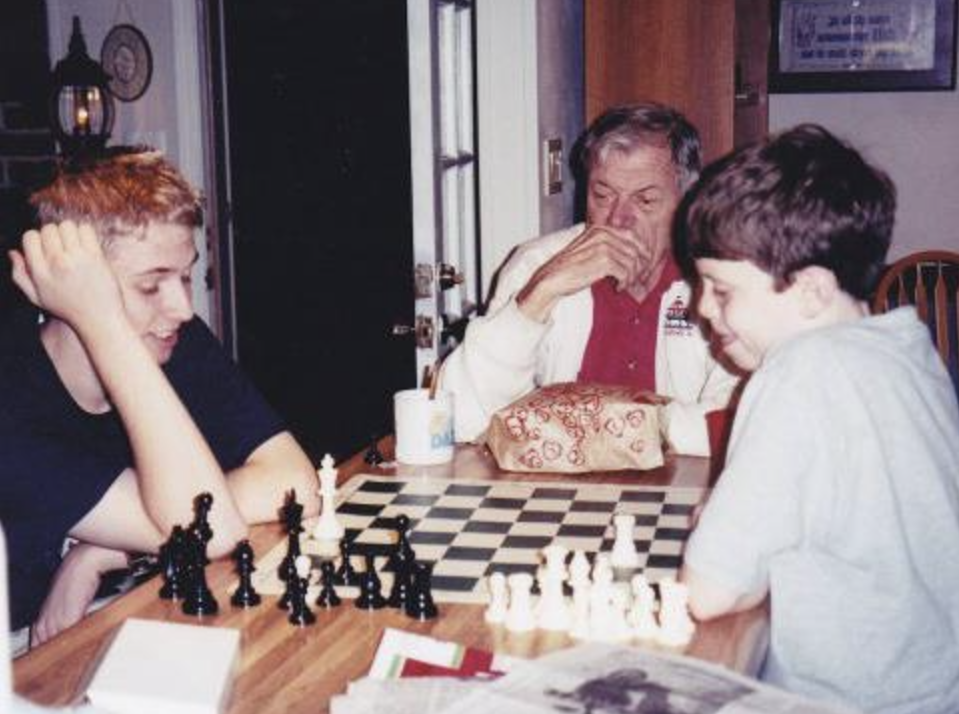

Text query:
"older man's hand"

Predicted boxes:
[[515, 224, 650, 323]]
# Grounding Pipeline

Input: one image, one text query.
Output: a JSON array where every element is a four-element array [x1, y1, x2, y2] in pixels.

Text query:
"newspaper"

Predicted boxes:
[[432, 644, 862, 714]]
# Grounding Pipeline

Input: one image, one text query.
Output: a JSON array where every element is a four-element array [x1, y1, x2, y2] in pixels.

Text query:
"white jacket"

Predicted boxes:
[[440, 224, 741, 456]]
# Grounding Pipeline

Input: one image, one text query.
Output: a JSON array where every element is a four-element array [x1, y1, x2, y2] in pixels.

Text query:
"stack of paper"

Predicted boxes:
[[333, 630, 860, 714], [85, 619, 240, 714]]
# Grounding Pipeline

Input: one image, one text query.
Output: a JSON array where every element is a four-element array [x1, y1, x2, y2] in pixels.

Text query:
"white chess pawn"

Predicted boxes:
[[568, 550, 591, 590], [568, 578, 591, 640], [485, 572, 509, 624], [610, 513, 640, 570], [656, 577, 696, 647], [312, 453, 345, 540], [504, 572, 536, 633], [607, 585, 633, 642], [586, 566, 617, 641], [541, 544, 569, 580], [628, 574, 659, 642], [294, 554, 313, 581], [591, 552, 613, 583]]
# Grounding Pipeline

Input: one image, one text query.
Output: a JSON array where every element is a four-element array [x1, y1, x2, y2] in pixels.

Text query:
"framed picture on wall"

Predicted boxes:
[[770, 0, 958, 92]]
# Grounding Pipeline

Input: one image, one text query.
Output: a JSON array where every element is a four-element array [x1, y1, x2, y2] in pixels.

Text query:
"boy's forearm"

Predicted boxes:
[[79, 317, 248, 554], [226, 432, 320, 524], [680, 564, 767, 621]]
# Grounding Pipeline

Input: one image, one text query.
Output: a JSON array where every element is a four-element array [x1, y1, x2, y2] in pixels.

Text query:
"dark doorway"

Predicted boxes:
[[215, 0, 417, 462], [0, 0, 56, 318]]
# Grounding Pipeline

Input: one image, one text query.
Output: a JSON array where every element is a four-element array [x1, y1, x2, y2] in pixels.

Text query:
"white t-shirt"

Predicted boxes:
[[685, 308, 959, 714]]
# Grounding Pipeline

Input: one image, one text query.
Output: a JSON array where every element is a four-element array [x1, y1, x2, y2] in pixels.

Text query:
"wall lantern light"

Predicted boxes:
[[50, 16, 115, 157]]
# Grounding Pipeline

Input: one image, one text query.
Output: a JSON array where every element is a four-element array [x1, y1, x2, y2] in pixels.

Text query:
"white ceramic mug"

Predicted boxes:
[[394, 389, 454, 465]]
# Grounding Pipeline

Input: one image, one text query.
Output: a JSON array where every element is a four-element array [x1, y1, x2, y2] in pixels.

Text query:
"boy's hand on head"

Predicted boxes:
[[516, 225, 645, 322], [11, 221, 126, 332]]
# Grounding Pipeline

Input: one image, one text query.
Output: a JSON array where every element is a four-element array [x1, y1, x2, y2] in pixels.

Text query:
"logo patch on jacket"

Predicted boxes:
[[664, 297, 695, 336]]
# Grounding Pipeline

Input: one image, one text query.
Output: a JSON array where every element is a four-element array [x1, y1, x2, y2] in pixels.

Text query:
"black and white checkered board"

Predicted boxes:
[[253, 473, 705, 604]]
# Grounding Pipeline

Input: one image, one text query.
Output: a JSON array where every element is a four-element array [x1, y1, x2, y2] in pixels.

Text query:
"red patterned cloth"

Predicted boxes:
[[486, 382, 664, 473]]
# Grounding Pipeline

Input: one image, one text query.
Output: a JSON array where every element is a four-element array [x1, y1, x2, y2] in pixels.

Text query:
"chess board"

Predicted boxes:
[[252, 473, 706, 604]]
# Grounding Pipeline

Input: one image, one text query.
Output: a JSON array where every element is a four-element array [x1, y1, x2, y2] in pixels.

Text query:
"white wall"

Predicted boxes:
[[476, 0, 541, 294], [476, 0, 584, 298], [45, 0, 211, 320], [537, 0, 584, 234], [770, 55, 959, 260]]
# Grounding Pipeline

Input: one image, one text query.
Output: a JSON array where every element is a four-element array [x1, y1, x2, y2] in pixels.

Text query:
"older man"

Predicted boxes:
[[441, 103, 739, 455]]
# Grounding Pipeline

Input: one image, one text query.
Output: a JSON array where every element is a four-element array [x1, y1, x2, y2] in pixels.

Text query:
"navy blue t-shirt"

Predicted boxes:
[[0, 309, 285, 629]]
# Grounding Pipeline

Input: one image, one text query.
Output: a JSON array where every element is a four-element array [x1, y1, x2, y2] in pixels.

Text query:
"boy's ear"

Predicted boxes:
[[792, 266, 838, 319]]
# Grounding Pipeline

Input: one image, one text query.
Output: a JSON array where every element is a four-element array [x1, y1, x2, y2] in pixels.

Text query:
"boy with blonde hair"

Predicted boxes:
[[2, 148, 318, 644], [679, 125, 959, 713]]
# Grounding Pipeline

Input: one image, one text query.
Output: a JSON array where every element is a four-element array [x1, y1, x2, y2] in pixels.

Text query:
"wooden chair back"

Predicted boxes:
[[872, 250, 959, 390]]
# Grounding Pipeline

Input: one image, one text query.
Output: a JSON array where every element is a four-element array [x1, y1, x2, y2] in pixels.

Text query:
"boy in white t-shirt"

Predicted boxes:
[[678, 124, 959, 714]]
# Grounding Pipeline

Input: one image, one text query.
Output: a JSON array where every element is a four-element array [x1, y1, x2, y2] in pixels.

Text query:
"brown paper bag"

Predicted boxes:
[[486, 382, 665, 473]]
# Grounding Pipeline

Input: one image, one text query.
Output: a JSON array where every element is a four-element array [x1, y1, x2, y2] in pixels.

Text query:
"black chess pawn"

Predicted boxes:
[[387, 514, 416, 573], [231, 540, 261, 608], [287, 571, 316, 626], [277, 555, 299, 610], [364, 435, 385, 466], [386, 557, 412, 609], [191, 492, 214, 545], [181, 528, 219, 616], [158, 525, 187, 600], [335, 538, 359, 587], [355, 554, 387, 610], [315, 561, 342, 608], [405, 561, 438, 620]]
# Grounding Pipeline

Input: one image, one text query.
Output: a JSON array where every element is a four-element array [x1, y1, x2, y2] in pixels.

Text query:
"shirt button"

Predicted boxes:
[[627, 360, 637, 371], [631, 315, 641, 326]]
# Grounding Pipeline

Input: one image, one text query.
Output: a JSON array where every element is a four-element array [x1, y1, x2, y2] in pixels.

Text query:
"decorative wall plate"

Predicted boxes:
[[100, 24, 153, 102]]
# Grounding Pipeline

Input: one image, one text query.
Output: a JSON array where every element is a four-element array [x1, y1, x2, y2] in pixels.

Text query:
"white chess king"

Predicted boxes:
[[312, 453, 345, 541]]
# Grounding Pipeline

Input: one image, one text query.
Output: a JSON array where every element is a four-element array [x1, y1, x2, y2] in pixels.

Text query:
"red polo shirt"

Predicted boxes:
[[577, 259, 681, 390]]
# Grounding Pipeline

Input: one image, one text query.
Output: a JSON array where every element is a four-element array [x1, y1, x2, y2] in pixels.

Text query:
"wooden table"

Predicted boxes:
[[14, 443, 768, 713]]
